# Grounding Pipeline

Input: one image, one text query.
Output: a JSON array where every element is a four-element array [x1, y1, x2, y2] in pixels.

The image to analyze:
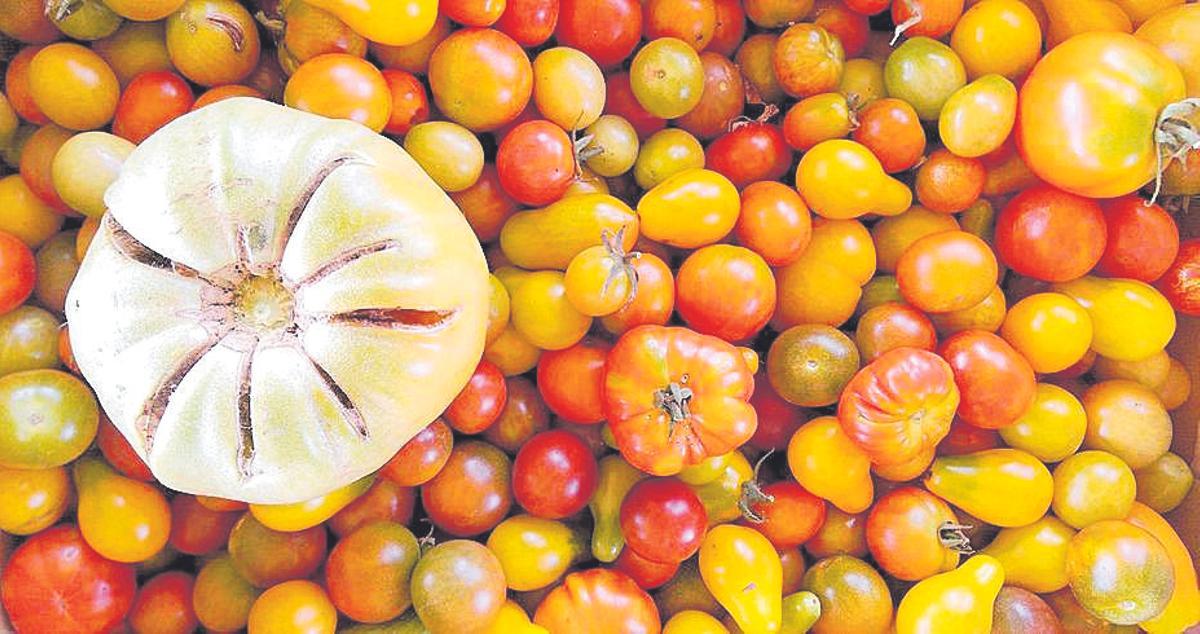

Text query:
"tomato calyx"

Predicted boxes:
[[890, 0, 923, 45], [45, 0, 80, 22], [600, 226, 641, 308], [1152, 99, 1200, 204], [936, 520, 975, 554], [654, 379, 694, 431], [728, 103, 781, 132], [737, 449, 776, 524]]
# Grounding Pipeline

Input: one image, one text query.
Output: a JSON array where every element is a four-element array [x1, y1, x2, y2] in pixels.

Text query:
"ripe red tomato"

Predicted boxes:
[[496, 119, 576, 206], [866, 487, 961, 581], [421, 440, 513, 536], [112, 71, 194, 144], [537, 338, 610, 424], [742, 480, 827, 550], [676, 244, 777, 342], [1156, 238, 1200, 317], [1097, 196, 1179, 282], [621, 477, 708, 563], [496, 0, 560, 46], [995, 184, 1108, 282], [855, 301, 937, 362], [892, 0, 964, 40], [600, 252, 676, 336], [708, 0, 748, 57], [443, 0, 507, 26], [169, 495, 239, 556], [615, 546, 680, 590], [380, 419, 454, 486], [0, 229, 38, 314], [675, 52, 744, 140], [938, 330, 1036, 430], [852, 98, 925, 174], [513, 429, 599, 519], [96, 415, 153, 481], [483, 376, 552, 452], [604, 326, 757, 475], [838, 347, 960, 466], [706, 122, 792, 188], [381, 68, 430, 136], [748, 378, 808, 451], [1, 524, 136, 633], [556, 0, 643, 67], [128, 571, 198, 634], [445, 360, 508, 434], [813, 0, 869, 57], [605, 72, 667, 139], [328, 480, 416, 538]]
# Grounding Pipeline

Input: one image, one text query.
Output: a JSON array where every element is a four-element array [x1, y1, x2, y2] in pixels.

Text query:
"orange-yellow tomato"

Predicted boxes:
[[928, 284, 1007, 336], [1017, 32, 1187, 198], [1136, 4, 1200, 97], [980, 516, 1075, 593], [0, 465, 70, 535], [166, 0, 262, 87], [1041, 0, 1132, 48], [897, 230, 998, 314], [871, 206, 960, 274], [637, 168, 739, 248], [1054, 276, 1175, 362], [787, 416, 874, 514], [950, 0, 1043, 80], [782, 92, 854, 151], [93, 22, 175, 87], [1091, 349, 1171, 389], [246, 579, 337, 634], [1155, 357, 1191, 410], [249, 476, 373, 533], [27, 43, 120, 131], [510, 271, 593, 350], [307, 0, 439, 46], [564, 240, 636, 317], [938, 74, 1017, 158], [803, 219, 876, 286], [284, 54, 392, 133], [1000, 292, 1092, 373], [795, 139, 911, 219], [1051, 450, 1137, 529], [484, 323, 542, 376], [74, 456, 171, 563], [999, 383, 1087, 463], [773, 257, 862, 328]]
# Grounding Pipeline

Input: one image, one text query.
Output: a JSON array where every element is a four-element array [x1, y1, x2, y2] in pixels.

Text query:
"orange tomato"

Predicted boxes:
[[852, 97, 926, 173], [871, 205, 960, 273], [855, 302, 938, 362], [787, 416, 874, 513], [191, 85, 265, 110], [600, 252, 676, 335], [866, 487, 961, 581], [1041, 0, 1131, 48], [735, 181, 813, 267], [246, 580, 337, 634], [892, 0, 966, 40], [773, 257, 862, 328], [676, 245, 777, 342], [74, 457, 171, 563], [428, 28, 533, 132], [283, 54, 391, 132], [28, 43, 120, 131], [773, 23, 844, 98], [782, 92, 854, 151], [1136, 4, 1200, 98], [897, 230, 998, 314], [5, 46, 50, 125], [19, 123, 74, 214], [914, 149, 986, 213]]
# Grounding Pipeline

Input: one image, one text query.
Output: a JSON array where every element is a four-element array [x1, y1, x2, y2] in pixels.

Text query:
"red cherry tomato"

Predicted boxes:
[[0, 230, 36, 314], [1097, 196, 1179, 282], [112, 71, 194, 144], [708, 0, 748, 57], [748, 378, 808, 451], [496, 0, 560, 46], [380, 419, 454, 486], [556, 0, 643, 67], [442, 0, 507, 26], [381, 68, 430, 136], [676, 244, 777, 342], [620, 478, 708, 563], [537, 338, 610, 424], [169, 495, 239, 556], [995, 184, 1108, 282], [814, 0, 869, 57], [938, 330, 1036, 430], [865, 486, 960, 581], [605, 72, 667, 138], [496, 119, 576, 206], [742, 481, 827, 550], [706, 122, 792, 188], [96, 415, 153, 481], [421, 440, 513, 537], [512, 429, 600, 519], [445, 360, 508, 434], [853, 98, 925, 174], [1157, 238, 1200, 317]]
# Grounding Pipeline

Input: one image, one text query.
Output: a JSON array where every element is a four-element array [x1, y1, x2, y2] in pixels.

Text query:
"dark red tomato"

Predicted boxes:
[[605, 72, 667, 139], [128, 571, 198, 634], [381, 68, 430, 136], [328, 479, 416, 538], [936, 418, 1000, 456], [742, 481, 827, 550], [865, 486, 960, 581], [1157, 238, 1200, 317], [513, 429, 599, 519], [442, 0, 507, 26], [855, 302, 937, 362], [537, 338, 610, 424], [708, 0, 747, 57], [852, 97, 925, 173], [938, 330, 1036, 430], [422, 440, 513, 536], [112, 71, 195, 144], [843, 0, 889, 14], [675, 52, 745, 140], [556, 0, 643, 67], [380, 418, 454, 486], [706, 122, 792, 188], [96, 414, 154, 481], [445, 360, 508, 434], [496, 0, 560, 46], [169, 495, 239, 556], [620, 478, 708, 564], [643, 0, 717, 51], [995, 184, 1108, 282], [748, 377, 808, 451], [1097, 196, 1179, 282], [496, 119, 575, 206], [483, 376, 552, 452], [0, 524, 136, 633], [0, 230, 35, 314], [813, 0, 869, 57], [614, 546, 680, 590]]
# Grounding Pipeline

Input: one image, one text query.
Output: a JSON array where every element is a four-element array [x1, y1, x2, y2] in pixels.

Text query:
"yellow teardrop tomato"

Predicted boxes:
[[588, 455, 646, 562], [700, 525, 783, 634], [500, 193, 639, 270], [924, 449, 1052, 527], [787, 416, 873, 514], [74, 456, 171, 563], [510, 270, 593, 351], [637, 168, 739, 248], [487, 515, 586, 592], [1126, 502, 1200, 634], [664, 610, 729, 634], [1053, 276, 1175, 362], [1136, 4, 1200, 98], [950, 0, 1043, 80], [938, 74, 1017, 158], [250, 475, 373, 532], [999, 383, 1086, 463], [306, 0, 437, 46], [0, 465, 70, 535], [486, 600, 550, 634], [999, 292, 1092, 374], [1051, 450, 1137, 529], [795, 140, 911, 220], [981, 516, 1075, 593], [895, 555, 1004, 634]]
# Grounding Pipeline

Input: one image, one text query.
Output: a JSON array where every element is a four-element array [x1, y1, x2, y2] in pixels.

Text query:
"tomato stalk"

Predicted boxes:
[[654, 380, 694, 435], [890, 0, 923, 45], [936, 520, 975, 554], [598, 226, 641, 308], [1152, 98, 1200, 204], [737, 449, 776, 523]]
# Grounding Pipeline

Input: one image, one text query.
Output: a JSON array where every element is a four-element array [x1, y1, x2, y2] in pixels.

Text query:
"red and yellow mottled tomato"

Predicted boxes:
[[866, 487, 961, 581], [939, 330, 1036, 429], [284, 53, 392, 133], [855, 302, 938, 362], [1156, 238, 1200, 316], [428, 28, 533, 132], [773, 23, 844, 98], [535, 569, 661, 633], [128, 571, 198, 634], [996, 184, 1108, 283]]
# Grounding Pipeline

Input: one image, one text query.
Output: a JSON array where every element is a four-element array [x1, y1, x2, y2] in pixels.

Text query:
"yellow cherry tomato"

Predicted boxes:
[[564, 235, 637, 317], [74, 456, 171, 563], [28, 43, 120, 131], [938, 74, 1017, 158], [700, 524, 783, 634], [924, 448, 1052, 527], [486, 600, 550, 634], [981, 516, 1075, 593], [896, 555, 1004, 634], [804, 219, 877, 286], [1081, 379, 1172, 470], [999, 383, 1086, 462], [306, 0, 437, 46], [510, 270, 593, 351], [500, 193, 639, 270], [773, 257, 862, 329], [950, 0, 1043, 80], [1051, 450, 1137, 529], [50, 131, 135, 218], [486, 274, 511, 346], [533, 47, 606, 130], [1126, 502, 1200, 634], [93, 22, 175, 87], [250, 475, 373, 533], [795, 140, 912, 220], [0, 94, 17, 148], [787, 416, 873, 514], [638, 168, 739, 248], [487, 515, 586, 591], [0, 176, 61, 248], [484, 323, 541, 376], [664, 610, 729, 634], [246, 579, 337, 634], [999, 292, 1092, 374], [1134, 452, 1194, 513], [0, 465, 70, 535], [633, 128, 706, 190], [1054, 276, 1175, 362]]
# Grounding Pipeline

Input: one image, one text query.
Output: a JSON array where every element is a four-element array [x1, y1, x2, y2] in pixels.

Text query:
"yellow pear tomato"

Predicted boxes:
[[1054, 276, 1175, 362], [981, 516, 1075, 593], [795, 140, 912, 220], [924, 449, 1052, 527], [637, 168, 740, 248], [700, 525, 783, 634], [787, 416, 873, 514], [896, 555, 1004, 634]]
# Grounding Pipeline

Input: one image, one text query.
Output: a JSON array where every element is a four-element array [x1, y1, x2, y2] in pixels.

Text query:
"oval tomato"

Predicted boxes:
[[866, 486, 961, 581], [1097, 196, 1179, 282], [938, 330, 1036, 430], [604, 326, 756, 476], [444, 360, 507, 434], [995, 184, 1108, 283]]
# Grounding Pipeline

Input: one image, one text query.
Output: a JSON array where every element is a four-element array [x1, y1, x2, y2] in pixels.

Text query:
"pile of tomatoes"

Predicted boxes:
[[1, 0, 1200, 632]]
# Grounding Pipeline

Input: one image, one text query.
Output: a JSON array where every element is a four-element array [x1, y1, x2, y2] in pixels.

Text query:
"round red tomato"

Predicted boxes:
[[748, 378, 806, 451], [421, 440, 512, 537], [496, 119, 576, 206], [600, 252, 676, 336], [852, 97, 925, 173], [866, 487, 961, 581], [380, 419, 453, 486], [427, 28, 532, 132], [604, 325, 757, 475], [0, 230, 36, 314], [741, 480, 826, 550], [482, 376, 552, 452], [1157, 238, 1200, 316], [706, 122, 792, 188], [555, 0, 643, 67], [128, 571, 198, 634], [938, 330, 1036, 430], [512, 429, 599, 519], [1, 524, 136, 633], [112, 71, 194, 144], [676, 244, 777, 342], [169, 495, 239, 556], [381, 68, 430, 136], [996, 184, 1108, 282], [855, 302, 938, 362], [620, 478, 708, 563], [837, 348, 960, 466], [444, 360, 508, 434], [496, 0, 559, 46], [1097, 196, 1179, 282], [537, 338, 610, 424]]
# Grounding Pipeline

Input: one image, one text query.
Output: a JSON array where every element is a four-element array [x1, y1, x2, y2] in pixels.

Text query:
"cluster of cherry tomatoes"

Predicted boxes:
[[1, 0, 1199, 632]]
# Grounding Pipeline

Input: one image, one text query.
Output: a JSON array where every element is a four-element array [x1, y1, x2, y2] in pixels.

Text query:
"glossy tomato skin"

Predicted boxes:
[[534, 568, 661, 632], [615, 545, 680, 590], [852, 97, 925, 173], [604, 326, 757, 476], [621, 478, 708, 563], [706, 123, 792, 189], [556, 0, 643, 68], [444, 360, 507, 434], [380, 419, 453, 486], [169, 494, 239, 556], [600, 252, 676, 335], [496, 119, 576, 206], [112, 70, 194, 144], [421, 440, 513, 536], [676, 245, 777, 342], [0, 230, 36, 314], [735, 181, 813, 267], [537, 338, 610, 424], [938, 330, 1036, 430], [496, 0, 560, 46], [996, 184, 1107, 283], [128, 570, 198, 634], [1, 524, 136, 633], [428, 28, 532, 132], [1156, 238, 1200, 316], [1097, 196, 1179, 282], [837, 347, 960, 466], [742, 481, 826, 550], [866, 487, 960, 581], [513, 430, 599, 519]]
